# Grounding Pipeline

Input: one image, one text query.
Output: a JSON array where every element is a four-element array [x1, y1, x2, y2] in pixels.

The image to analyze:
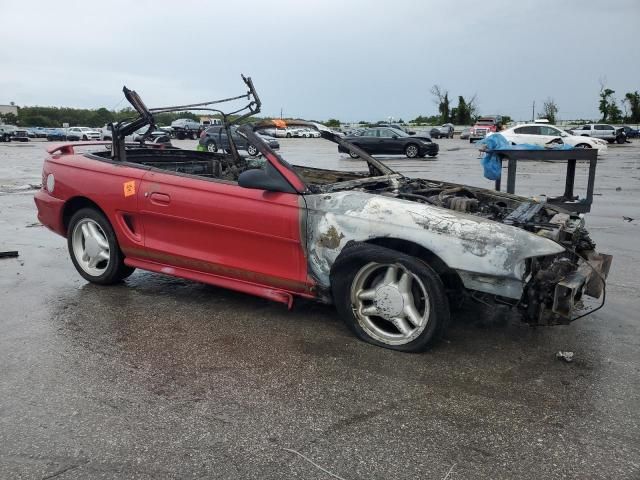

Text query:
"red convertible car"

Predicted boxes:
[[34, 76, 612, 352]]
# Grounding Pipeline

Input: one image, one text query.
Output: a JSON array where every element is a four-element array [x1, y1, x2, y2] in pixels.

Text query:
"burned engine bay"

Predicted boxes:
[[303, 171, 611, 324]]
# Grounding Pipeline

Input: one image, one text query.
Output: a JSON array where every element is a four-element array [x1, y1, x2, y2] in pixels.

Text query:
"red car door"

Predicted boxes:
[[137, 168, 311, 295]]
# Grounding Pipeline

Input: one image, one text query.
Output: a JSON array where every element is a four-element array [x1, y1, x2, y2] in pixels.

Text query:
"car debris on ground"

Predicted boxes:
[[556, 351, 575, 363]]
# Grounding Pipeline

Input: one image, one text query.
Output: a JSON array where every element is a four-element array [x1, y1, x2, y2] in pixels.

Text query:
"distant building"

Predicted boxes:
[[0, 104, 18, 116]]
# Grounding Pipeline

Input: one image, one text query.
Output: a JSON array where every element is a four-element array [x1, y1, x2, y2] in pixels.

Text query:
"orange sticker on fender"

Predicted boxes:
[[123, 180, 136, 197]]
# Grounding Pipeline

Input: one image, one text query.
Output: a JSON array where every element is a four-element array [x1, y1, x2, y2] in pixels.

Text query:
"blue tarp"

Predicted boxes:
[[476, 133, 574, 180]]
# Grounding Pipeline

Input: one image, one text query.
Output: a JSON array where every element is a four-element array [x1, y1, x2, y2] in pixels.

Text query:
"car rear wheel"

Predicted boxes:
[[67, 208, 135, 285], [82, 135, 88, 141], [616, 136, 626, 144], [575, 143, 591, 149], [206, 140, 218, 152], [247, 144, 259, 156], [405, 144, 419, 158], [331, 243, 449, 352]]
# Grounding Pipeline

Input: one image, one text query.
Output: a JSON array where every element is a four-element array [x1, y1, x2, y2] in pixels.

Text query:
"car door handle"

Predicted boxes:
[[149, 192, 171, 206]]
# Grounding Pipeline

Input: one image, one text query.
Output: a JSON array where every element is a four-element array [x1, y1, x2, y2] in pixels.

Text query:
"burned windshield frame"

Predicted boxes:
[[110, 74, 395, 186], [112, 74, 260, 164]]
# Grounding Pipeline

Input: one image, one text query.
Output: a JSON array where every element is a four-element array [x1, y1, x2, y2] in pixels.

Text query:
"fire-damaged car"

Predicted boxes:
[[34, 75, 612, 352]]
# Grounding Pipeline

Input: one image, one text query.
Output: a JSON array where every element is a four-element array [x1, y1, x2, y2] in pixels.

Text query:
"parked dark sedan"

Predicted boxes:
[[621, 126, 639, 139], [198, 125, 279, 156], [338, 127, 438, 158]]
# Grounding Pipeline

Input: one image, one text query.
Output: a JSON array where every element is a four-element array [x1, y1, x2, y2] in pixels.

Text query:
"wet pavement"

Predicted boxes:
[[1, 138, 639, 479]]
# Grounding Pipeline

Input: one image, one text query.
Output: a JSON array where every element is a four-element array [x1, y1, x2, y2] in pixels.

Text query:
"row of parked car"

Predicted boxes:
[[335, 120, 640, 159]]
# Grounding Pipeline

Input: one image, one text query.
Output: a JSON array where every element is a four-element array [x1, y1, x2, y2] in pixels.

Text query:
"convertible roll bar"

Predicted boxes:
[[111, 75, 261, 163]]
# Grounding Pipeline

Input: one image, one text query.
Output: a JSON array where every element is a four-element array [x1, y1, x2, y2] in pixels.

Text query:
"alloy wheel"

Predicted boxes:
[[350, 262, 430, 345], [71, 218, 110, 276]]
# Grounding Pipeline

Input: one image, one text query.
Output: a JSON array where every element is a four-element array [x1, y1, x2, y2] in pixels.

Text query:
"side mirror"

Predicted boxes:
[[238, 164, 296, 193], [391, 135, 398, 139]]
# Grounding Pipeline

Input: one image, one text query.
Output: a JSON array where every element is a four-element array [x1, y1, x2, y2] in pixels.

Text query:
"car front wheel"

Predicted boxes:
[[332, 243, 449, 352], [405, 144, 419, 158], [67, 208, 135, 285], [247, 144, 258, 156], [206, 140, 218, 152]]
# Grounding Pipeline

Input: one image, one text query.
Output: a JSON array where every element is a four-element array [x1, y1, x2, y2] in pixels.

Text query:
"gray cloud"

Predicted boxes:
[[1, 0, 638, 121]]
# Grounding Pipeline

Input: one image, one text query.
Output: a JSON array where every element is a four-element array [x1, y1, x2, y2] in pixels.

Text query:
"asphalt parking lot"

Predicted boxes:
[[1, 138, 639, 479]]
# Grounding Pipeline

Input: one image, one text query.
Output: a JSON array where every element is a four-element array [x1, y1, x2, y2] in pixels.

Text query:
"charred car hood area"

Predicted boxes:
[[297, 170, 611, 324]]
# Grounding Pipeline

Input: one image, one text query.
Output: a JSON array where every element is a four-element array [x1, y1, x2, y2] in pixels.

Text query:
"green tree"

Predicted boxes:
[[453, 96, 472, 124], [542, 98, 558, 124], [410, 114, 440, 125], [609, 102, 623, 123], [2, 112, 18, 125], [624, 91, 640, 122], [431, 85, 450, 123], [598, 82, 621, 122], [325, 118, 341, 128]]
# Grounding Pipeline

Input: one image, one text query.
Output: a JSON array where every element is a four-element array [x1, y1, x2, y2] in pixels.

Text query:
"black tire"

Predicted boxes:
[[331, 243, 449, 352], [405, 143, 419, 158], [616, 136, 626, 144], [191, 131, 198, 140], [348, 147, 360, 159], [246, 144, 259, 156], [286, 133, 292, 138], [82, 135, 88, 141], [206, 140, 218, 153], [575, 143, 591, 149], [67, 208, 135, 285]]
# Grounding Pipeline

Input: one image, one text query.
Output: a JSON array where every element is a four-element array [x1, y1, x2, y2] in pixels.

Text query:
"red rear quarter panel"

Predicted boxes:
[[36, 152, 146, 253]]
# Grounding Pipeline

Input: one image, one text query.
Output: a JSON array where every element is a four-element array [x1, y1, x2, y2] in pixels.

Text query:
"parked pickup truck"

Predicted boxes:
[[0, 125, 30, 142], [171, 118, 202, 140], [469, 116, 502, 142], [0, 125, 17, 142], [570, 124, 626, 144]]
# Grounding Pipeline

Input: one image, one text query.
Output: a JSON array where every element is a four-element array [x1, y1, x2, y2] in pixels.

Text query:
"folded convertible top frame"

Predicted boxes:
[[111, 75, 261, 163]]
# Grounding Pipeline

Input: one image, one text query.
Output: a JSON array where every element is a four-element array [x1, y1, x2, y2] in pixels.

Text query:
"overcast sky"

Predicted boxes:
[[1, 0, 638, 122]]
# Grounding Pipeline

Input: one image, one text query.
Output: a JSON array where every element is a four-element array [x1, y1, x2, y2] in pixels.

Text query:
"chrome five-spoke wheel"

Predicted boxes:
[[67, 207, 135, 284], [332, 243, 449, 352], [351, 262, 429, 345], [72, 218, 110, 276]]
